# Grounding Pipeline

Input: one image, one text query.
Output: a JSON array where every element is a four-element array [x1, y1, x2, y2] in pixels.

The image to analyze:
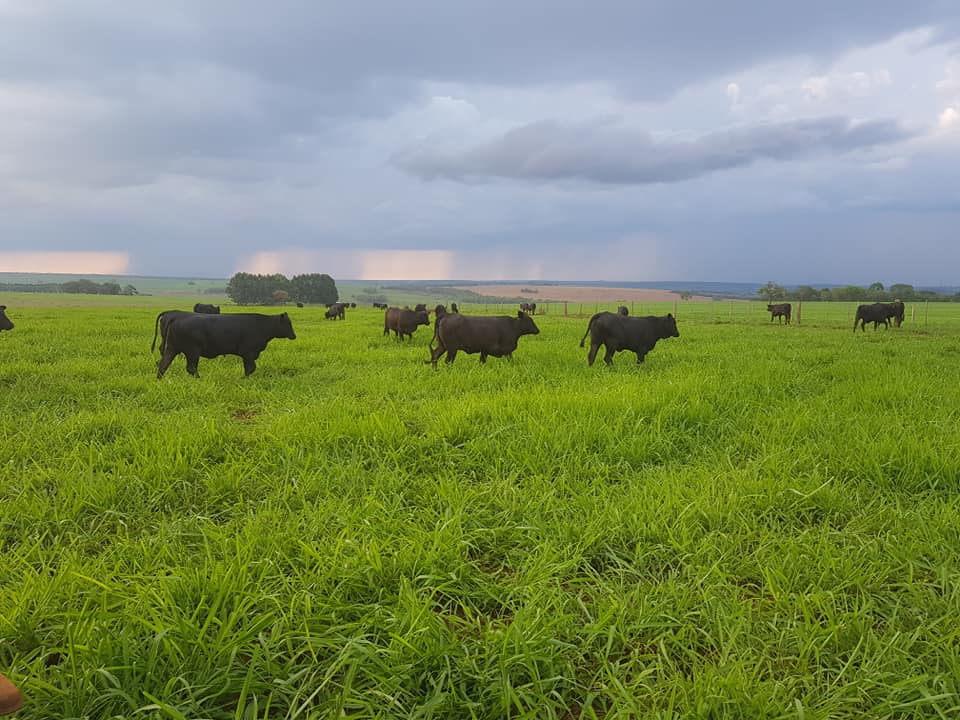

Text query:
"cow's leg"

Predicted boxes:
[[445, 349, 458, 364], [635, 351, 647, 364], [603, 346, 616, 366], [429, 345, 446, 368], [156, 350, 177, 379], [479, 351, 488, 363], [587, 341, 601, 366], [242, 355, 257, 376], [185, 352, 201, 377]]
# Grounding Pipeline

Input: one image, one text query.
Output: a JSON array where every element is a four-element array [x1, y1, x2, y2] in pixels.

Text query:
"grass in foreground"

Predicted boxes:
[[1, 302, 960, 718]]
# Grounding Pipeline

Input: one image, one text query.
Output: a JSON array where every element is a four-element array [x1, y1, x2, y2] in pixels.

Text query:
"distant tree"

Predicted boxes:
[[794, 285, 820, 301], [289, 273, 338, 305], [121, 284, 138, 296], [61, 278, 120, 295], [819, 288, 833, 301], [757, 281, 786, 303], [272, 290, 289, 305], [869, 282, 884, 292], [889, 283, 916, 300]]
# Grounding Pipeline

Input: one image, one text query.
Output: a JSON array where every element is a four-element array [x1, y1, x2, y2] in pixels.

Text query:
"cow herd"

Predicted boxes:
[[0, 296, 913, 379]]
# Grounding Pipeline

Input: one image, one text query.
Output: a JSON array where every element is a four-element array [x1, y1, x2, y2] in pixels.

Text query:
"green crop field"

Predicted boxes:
[[2, 297, 960, 719]]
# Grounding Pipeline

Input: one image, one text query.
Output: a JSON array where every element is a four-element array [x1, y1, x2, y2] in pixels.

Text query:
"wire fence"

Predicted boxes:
[[447, 300, 960, 332]]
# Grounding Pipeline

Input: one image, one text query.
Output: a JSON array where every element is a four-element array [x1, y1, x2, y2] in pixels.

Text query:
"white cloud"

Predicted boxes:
[[937, 106, 959, 131], [0, 251, 130, 274]]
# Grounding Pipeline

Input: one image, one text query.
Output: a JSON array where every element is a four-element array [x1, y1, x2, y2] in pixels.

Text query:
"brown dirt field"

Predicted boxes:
[[453, 284, 714, 303]]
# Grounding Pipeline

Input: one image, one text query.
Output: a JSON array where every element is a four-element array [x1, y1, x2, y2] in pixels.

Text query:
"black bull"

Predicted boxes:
[[156, 312, 296, 378], [429, 311, 539, 367], [579, 312, 679, 366]]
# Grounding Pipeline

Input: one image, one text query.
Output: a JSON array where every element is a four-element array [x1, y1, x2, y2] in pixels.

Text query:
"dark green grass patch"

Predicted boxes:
[[2, 302, 960, 718]]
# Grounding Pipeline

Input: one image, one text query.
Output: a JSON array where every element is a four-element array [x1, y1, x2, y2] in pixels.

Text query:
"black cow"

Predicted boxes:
[[156, 312, 296, 378], [854, 303, 891, 332], [350, 302, 357, 308], [384, 307, 430, 340], [520, 302, 537, 314], [579, 312, 679, 366], [618, 306, 629, 316], [884, 300, 905, 327], [0, 305, 13, 331], [296, 302, 304, 308], [434, 304, 448, 320], [151, 310, 195, 354], [450, 303, 459, 313], [767, 303, 791, 324], [414, 303, 428, 313], [429, 311, 539, 367], [193, 303, 220, 314], [325, 304, 345, 320]]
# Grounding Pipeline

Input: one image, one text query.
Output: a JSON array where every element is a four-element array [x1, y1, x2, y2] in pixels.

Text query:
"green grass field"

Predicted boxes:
[[2, 298, 960, 719]]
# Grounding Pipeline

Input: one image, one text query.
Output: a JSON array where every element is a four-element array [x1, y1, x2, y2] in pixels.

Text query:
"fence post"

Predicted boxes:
[[631, 301, 635, 315], [674, 300, 678, 319], [729, 301, 733, 322], [925, 301, 929, 328], [797, 300, 802, 325], [911, 305, 916, 322], [564, 301, 568, 317]]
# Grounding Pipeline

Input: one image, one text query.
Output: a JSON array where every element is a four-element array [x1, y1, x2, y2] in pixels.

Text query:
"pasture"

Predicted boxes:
[[2, 297, 960, 719]]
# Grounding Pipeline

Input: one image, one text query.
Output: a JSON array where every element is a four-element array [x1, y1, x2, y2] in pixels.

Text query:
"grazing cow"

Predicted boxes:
[[520, 302, 537, 314], [350, 302, 357, 308], [151, 310, 195, 354], [854, 303, 891, 332], [450, 303, 459, 313], [384, 307, 430, 340], [429, 311, 539, 367], [296, 302, 304, 308], [325, 304, 345, 320], [0, 305, 13, 331], [618, 306, 629, 316], [193, 303, 221, 314], [579, 312, 679, 366], [157, 312, 296, 378], [767, 303, 792, 324]]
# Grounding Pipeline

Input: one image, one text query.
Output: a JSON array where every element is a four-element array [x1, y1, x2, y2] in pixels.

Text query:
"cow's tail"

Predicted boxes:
[[579, 315, 596, 348], [151, 311, 165, 353]]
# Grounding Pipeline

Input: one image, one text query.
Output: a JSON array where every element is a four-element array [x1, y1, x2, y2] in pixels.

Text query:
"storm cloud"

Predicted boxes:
[[395, 116, 915, 185], [1, 1, 959, 282]]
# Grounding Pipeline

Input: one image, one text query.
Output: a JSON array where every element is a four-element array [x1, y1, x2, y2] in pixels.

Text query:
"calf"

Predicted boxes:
[[579, 312, 679, 366], [193, 303, 221, 314], [429, 311, 539, 367], [325, 304, 345, 320], [157, 312, 296, 378], [0, 306, 13, 331], [384, 307, 430, 340], [767, 303, 792, 324]]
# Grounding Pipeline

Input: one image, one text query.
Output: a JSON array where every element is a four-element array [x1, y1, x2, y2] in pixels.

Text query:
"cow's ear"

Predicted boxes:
[[667, 313, 673, 318], [0, 306, 5, 311]]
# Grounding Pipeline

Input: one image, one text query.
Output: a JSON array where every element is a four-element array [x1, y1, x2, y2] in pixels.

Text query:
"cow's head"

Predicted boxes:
[[277, 312, 297, 339], [516, 311, 540, 335], [663, 313, 679, 338], [415, 310, 430, 326]]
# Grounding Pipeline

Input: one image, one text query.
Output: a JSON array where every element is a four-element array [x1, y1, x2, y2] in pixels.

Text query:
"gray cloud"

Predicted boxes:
[[395, 116, 916, 185]]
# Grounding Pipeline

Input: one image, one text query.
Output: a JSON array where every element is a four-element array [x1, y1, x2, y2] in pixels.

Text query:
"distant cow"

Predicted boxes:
[[618, 306, 629, 316], [350, 302, 357, 308], [429, 311, 540, 367], [296, 302, 304, 308], [152, 309, 195, 354], [372, 302, 387, 309], [414, 303, 428, 312], [157, 312, 296, 378], [384, 307, 430, 340], [193, 303, 220, 314], [854, 303, 891, 332], [450, 303, 459, 313], [0, 305, 13, 331], [767, 303, 792, 324], [520, 302, 537, 314], [325, 304, 345, 320], [579, 312, 679, 366]]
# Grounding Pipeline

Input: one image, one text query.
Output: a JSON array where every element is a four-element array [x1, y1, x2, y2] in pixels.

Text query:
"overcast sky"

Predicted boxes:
[[1, 1, 959, 284]]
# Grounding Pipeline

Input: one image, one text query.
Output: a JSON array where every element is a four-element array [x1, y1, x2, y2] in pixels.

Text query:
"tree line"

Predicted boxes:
[[758, 281, 960, 303], [225, 272, 338, 305], [0, 279, 137, 295]]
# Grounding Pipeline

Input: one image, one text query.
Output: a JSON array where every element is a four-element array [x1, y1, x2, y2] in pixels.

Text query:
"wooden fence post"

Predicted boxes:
[[925, 301, 929, 328], [564, 301, 568, 316], [674, 300, 678, 319], [911, 305, 916, 322], [797, 301, 802, 325], [729, 301, 733, 322]]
